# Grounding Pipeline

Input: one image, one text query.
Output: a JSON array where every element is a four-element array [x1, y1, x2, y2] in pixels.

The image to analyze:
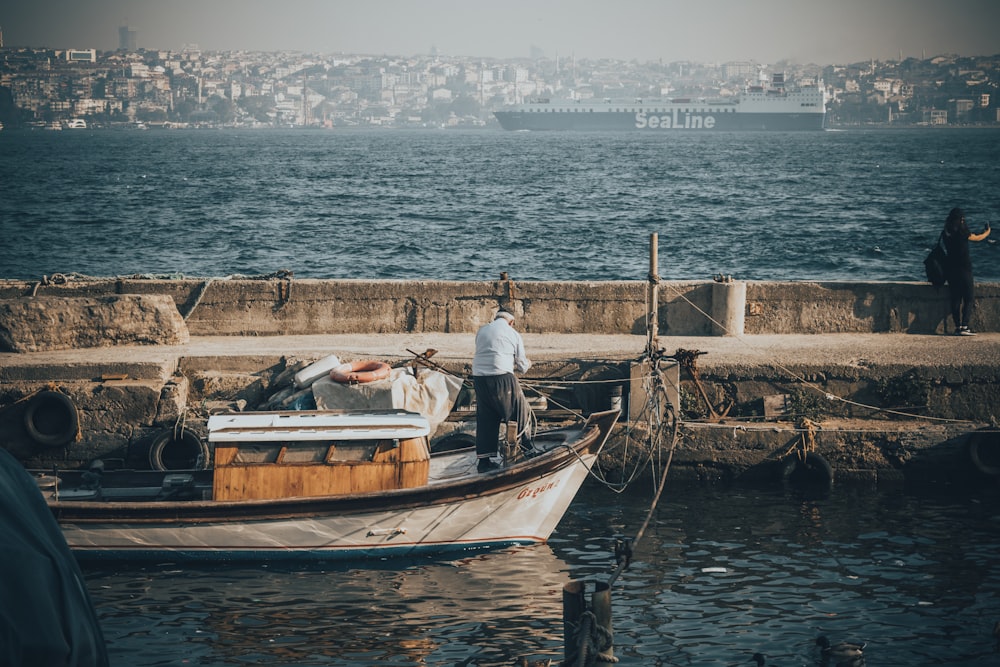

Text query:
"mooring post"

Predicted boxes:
[[563, 579, 615, 666], [710, 276, 746, 336], [563, 579, 587, 666], [647, 233, 660, 355]]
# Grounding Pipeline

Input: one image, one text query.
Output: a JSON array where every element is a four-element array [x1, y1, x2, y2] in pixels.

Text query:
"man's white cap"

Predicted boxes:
[[495, 310, 515, 322]]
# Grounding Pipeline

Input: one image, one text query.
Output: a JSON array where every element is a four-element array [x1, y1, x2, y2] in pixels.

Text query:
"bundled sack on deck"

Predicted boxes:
[[311, 368, 463, 436]]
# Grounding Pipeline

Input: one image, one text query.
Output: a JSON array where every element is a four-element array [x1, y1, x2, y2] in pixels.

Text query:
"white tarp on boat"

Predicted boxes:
[[311, 368, 463, 436]]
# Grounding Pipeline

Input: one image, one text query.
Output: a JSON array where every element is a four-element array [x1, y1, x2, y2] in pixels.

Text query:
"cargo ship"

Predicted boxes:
[[494, 73, 826, 131]]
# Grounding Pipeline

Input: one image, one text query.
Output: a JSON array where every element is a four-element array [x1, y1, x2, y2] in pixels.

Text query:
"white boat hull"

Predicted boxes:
[[47, 410, 618, 561], [57, 452, 595, 560]]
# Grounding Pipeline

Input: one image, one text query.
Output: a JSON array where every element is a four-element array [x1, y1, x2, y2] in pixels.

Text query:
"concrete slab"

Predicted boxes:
[[1, 332, 997, 381]]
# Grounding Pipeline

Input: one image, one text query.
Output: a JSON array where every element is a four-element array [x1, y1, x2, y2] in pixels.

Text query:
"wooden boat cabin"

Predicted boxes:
[[207, 410, 432, 501]]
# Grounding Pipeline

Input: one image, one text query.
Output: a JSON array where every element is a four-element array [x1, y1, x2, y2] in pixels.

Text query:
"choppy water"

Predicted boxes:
[[84, 483, 1000, 666], [2, 128, 999, 283]]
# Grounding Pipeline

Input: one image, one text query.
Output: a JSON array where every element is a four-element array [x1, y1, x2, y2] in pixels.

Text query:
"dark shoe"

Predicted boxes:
[[477, 458, 501, 473]]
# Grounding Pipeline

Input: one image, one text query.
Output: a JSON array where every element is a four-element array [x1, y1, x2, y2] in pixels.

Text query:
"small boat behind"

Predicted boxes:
[[40, 408, 619, 561]]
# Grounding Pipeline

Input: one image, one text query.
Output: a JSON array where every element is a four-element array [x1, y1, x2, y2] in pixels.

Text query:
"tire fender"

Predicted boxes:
[[781, 451, 834, 492], [149, 428, 209, 471], [23, 390, 79, 448], [967, 432, 1000, 477]]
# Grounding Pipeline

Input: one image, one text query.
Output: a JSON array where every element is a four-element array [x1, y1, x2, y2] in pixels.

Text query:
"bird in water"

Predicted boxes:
[[816, 635, 866, 663], [750, 653, 769, 666]]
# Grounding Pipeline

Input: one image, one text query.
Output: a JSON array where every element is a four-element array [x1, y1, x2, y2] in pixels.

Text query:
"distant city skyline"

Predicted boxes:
[[3, 0, 999, 65]]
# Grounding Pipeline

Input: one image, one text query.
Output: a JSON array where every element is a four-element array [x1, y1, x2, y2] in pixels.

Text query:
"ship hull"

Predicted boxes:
[[495, 109, 825, 132]]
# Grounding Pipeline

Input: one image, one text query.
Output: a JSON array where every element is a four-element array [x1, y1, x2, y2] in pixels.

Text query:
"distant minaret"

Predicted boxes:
[[0, 25, 4, 48]]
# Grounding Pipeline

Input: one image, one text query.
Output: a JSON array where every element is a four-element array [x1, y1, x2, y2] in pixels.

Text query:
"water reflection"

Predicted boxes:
[[90, 545, 575, 666], [85, 484, 1000, 666]]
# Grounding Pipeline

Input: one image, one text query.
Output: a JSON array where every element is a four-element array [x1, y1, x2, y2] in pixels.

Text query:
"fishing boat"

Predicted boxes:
[[494, 72, 826, 131], [37, 408, 619, 561]]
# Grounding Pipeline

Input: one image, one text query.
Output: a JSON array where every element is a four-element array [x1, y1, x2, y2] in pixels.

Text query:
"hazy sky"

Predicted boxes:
[[3, 0, 999, 64]]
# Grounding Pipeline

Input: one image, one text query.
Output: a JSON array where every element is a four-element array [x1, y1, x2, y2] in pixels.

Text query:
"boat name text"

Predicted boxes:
[[635, 109, 717, 130], [518, 480, 559, 500]]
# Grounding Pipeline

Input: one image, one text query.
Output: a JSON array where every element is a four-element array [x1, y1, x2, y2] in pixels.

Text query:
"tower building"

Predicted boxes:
[[118, 25, 138, 51]]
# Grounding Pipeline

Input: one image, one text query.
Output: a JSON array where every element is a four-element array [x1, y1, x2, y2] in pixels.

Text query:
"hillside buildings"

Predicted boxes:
[[1, 42, 997, 129]]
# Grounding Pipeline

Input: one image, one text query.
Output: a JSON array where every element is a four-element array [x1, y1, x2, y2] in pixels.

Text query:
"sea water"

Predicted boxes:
[[83, 483, 1000, 666], [1, 128, 998, 283]]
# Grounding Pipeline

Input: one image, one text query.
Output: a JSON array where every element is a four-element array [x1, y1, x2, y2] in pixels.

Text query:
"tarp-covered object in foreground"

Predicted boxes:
[[0, 447, 109, 666]]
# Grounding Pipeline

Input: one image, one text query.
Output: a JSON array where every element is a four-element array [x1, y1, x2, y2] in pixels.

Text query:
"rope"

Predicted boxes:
[[567, 610, 616, 667], [27, 270, 296, 321], [661, 282, 988, 426], [183, 278, 214, 320], [173, 408, 188, 441], [28, 270, 299, 283], [679, 420, 995, 434], [563, 351, 678, 667], [521, 377, 628, 387], [0, 387, 45, 416], [607, 357, 678, 588]]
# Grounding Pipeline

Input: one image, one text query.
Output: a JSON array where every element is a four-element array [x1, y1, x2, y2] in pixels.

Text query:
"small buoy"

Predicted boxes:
[[701, 566, 728, 574]]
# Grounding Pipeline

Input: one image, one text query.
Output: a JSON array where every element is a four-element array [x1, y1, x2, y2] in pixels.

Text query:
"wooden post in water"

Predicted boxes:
[[562, 579, 615, 666], [647, 233, 660, 355]]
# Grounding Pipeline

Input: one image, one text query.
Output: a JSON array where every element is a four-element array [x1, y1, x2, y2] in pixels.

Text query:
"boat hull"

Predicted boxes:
[[47, 414, 617, 561], [56, 454, 595, 561]]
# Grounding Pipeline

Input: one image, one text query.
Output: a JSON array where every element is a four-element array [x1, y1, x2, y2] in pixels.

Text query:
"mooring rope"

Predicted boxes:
[[183, 279, 214, 321], [661, 281, 988, 426]]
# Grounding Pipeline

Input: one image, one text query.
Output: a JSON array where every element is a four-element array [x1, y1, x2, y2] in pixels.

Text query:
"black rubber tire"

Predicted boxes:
[[23, 390, 79, 448], [967, 432, 1000, 477], [781, 451, 834, 493], [148, 428, 209, 471], [431, 432, 476, 453]]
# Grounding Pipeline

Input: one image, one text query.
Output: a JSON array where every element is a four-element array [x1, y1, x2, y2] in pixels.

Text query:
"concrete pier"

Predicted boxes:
[[1, 277, 998, 488]]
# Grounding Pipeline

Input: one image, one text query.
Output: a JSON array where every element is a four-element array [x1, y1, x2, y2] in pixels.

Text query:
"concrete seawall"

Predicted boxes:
[[2, 277, 998, 336], [1, 277, 999, 489]]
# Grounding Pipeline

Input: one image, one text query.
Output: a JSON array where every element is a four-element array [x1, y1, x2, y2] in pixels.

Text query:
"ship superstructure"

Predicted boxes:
[[495, 73, 827, 131]]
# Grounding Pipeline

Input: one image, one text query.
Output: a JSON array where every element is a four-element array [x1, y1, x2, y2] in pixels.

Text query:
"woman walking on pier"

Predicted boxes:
[[942, 207, 991, 335]]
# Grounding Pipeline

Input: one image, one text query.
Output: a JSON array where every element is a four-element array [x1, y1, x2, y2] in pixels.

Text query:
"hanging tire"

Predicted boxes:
[[781, 451, 833, 493], [148, 428, 209, 471], [23, 390, 79, 448], [967, 432, 1000, 477]]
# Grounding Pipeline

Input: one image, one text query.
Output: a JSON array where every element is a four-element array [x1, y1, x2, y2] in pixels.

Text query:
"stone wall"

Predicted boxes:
[[0, 295, 189, 352]]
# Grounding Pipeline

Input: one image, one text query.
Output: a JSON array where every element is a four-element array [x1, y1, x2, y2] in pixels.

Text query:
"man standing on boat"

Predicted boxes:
[[472, 309, 533, 472]]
